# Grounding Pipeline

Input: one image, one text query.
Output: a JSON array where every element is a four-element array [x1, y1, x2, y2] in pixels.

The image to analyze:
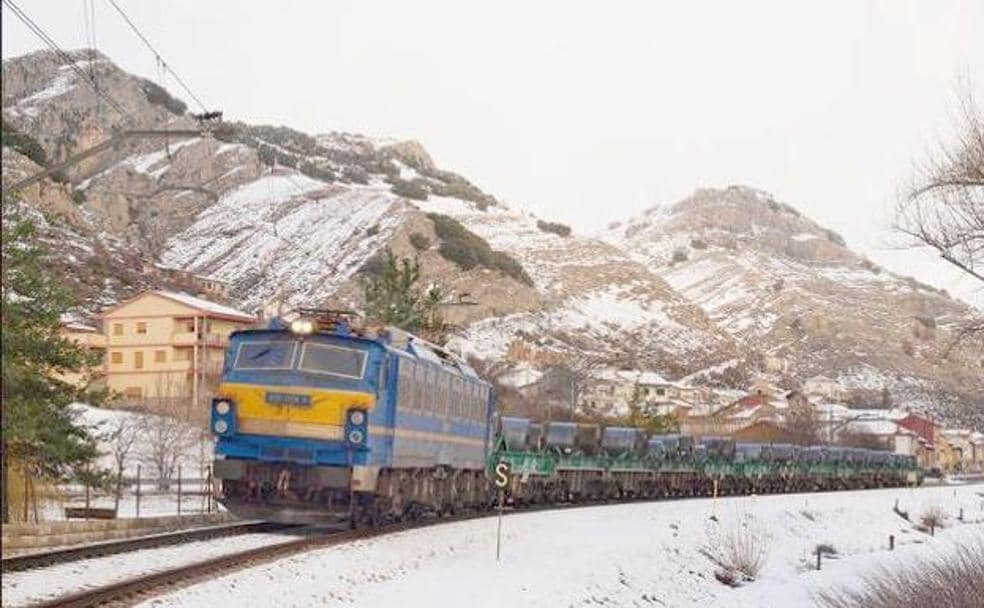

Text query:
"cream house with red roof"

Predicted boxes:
[[95, 290, 256, 404]]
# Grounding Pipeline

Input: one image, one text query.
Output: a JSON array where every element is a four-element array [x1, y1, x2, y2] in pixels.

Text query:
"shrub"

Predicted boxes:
[[409, 232, 430, 251], [391, 179, 429, 201], [918, 505, 947, 532], [71, 190, 86, 205], [671, 249, 689, 264], [49, 170, 70, 185], [342, 166, 369, 185], [139, 78, 187, 115], [536, 219, 571, 237], [690, 238, 708, 249], [823, 228, 847, 247], [818, 540, 984, 608], [358, 253, 386, 278], [366, 224, 380, 237], [1, 122, 48, 166], [257, 144, 277, 167], [428, 213, 533, 286], [299, 161, 335, 182]]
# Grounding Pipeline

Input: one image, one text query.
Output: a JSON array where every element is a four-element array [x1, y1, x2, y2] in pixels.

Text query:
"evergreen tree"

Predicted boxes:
[[624, 382, 679, 434], [1, 199, 102, 522], [363, 251, 445, 339]]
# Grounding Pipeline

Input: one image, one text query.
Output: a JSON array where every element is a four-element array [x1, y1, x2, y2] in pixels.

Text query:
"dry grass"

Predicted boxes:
[[817, 540, 984, 608], [703, 511, 771, 587]]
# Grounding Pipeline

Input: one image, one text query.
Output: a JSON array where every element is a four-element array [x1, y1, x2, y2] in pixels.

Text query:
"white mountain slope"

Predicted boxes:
[[607, 186, 983, 418]]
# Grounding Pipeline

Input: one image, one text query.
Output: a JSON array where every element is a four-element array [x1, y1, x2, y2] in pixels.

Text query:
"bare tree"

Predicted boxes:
[[896, 90, 984, 350], [105, 417, 139, 512], [139, 377, 197, 491], [783, 399, 822, 446], [141, 405, 196, 491]]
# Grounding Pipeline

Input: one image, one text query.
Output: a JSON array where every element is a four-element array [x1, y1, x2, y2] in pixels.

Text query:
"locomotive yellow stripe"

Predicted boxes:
[[218, 382, 374, 427]]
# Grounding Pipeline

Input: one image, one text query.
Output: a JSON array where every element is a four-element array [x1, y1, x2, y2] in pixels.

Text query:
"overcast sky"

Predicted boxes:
[[3, 1, 983, 306]]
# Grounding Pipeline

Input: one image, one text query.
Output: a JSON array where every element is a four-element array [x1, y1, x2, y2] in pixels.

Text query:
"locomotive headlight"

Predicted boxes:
[[347, 429, 365, 444], [290, 319, 314, 335], [214, 400, 231, 415], [348, 410, 366, 426], [213, 419, 229, 434]]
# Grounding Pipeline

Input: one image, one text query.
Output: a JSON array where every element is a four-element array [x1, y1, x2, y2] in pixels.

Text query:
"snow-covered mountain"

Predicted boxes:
[[606, 186, 984, 420], [2, 50, 980, 422]]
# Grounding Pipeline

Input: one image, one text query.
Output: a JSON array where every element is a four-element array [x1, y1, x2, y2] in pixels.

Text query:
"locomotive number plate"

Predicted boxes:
[[266, 392, 312, 406]]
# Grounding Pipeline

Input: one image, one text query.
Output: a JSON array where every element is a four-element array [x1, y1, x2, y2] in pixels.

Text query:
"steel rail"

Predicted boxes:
[[2, 520, 298, 573]]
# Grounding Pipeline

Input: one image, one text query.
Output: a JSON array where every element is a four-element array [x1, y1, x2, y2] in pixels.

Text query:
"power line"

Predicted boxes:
[[1, 0, 133, 123], [104, 0, 209, 113]]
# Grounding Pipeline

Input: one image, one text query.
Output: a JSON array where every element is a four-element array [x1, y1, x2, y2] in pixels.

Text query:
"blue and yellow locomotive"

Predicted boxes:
[[210, 311, 495, 524]]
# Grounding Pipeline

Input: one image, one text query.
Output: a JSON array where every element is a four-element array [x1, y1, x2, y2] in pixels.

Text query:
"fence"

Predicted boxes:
[[45, 465, 219, 521]]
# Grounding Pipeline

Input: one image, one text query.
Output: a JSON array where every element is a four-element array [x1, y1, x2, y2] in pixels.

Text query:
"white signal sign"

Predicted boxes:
[[494, 462, 511, 488]]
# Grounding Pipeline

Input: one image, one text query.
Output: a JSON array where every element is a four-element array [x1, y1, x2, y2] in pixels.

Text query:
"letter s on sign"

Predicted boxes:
[[494, 462, 510, 488]]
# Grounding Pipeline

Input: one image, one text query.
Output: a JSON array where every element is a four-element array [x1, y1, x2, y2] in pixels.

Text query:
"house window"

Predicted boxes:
[[137, 322, 148, 334], [134, 351, 144, 369], [184, 320, 195, 333], [113, 323, 123, 336], [111, 351, 123, 364], [175, 349, 191, 361], [155, 350, 166, 363], [124, 386, 142, 399], [656, 388, 665, 397]]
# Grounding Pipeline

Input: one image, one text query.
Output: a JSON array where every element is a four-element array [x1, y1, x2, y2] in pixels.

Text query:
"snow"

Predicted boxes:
[[791, 233, 818, 242], [124, 138, 202, 175], [139, 484, 984, 608], [160, 174, 403, 311], [17, 72, 75, 106], [154, 290, 254, 320], [1, 530, 305, 607]]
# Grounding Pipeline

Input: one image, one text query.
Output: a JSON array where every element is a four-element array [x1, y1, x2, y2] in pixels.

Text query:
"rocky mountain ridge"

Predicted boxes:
[[2, 49, 981, 423]]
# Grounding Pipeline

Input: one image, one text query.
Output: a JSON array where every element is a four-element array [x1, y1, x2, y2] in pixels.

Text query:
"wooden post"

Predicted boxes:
[[135, 464, 141, 518], [84, 466, 91, 521], [816, 547, 822, 571], [959, 507, 963, 522], [22, 467, 29, 522], [930, 521, 935, 537], [889, 535, 895, 550], [177, 465, 182, 516]]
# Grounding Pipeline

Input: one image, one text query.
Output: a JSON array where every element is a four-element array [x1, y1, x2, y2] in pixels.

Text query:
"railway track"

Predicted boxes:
[[24, 516, 459, 608], [1, 521, 300, 573]]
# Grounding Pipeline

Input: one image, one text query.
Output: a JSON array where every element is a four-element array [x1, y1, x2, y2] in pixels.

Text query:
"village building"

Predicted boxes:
[[578, 369, 708, 419], [59, 291, 257, 407]]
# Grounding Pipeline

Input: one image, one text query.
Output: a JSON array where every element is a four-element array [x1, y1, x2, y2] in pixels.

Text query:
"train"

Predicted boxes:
[[209, 313, 922, 524], [210, 311, 495, 524]]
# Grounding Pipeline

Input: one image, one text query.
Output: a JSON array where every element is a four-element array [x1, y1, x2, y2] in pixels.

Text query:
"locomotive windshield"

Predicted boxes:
[[230, 336, 368, 380], [234, 341, 296, 370], [298, 343, 366, 379]]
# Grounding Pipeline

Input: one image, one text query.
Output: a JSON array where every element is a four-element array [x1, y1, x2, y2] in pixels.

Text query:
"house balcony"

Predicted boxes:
[[171, 332, 228, 347]]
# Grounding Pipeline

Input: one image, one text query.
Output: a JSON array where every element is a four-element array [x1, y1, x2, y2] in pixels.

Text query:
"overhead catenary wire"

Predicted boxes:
[[1, 0, 134, 123], [104, 0, 209, 114]]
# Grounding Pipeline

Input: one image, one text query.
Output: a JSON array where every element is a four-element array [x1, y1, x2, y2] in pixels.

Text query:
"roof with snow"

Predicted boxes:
[[99, 289, 255, 322], [594, 369, 672, 385], [152, 290, 255, 321]]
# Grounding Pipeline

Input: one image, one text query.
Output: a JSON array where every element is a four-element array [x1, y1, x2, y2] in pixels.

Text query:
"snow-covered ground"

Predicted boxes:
[[34, 404, 215, 521], [138, 484, 983, 608], [1, 530, 308, 608]]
